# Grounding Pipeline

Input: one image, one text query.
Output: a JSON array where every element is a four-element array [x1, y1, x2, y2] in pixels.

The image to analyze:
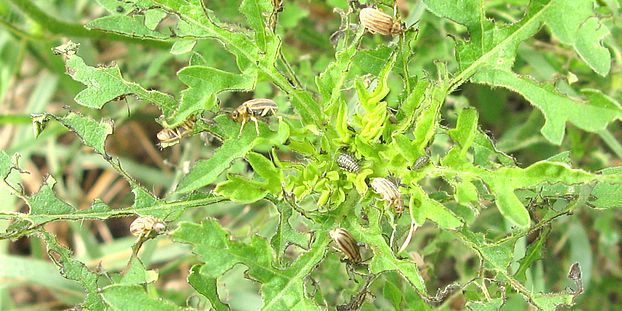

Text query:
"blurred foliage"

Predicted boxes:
[[0, 0, 622, 310]]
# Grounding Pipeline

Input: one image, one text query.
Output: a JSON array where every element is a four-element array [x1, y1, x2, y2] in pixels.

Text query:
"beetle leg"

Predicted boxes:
[[346, 264, 360, 283], [238, 118, 247, 137], [393, 0, 398, 19], [251, 116, 260, 135], [389, 222, 397, 252], [257, 107, 268, 117], [269, 106, 277, 116]]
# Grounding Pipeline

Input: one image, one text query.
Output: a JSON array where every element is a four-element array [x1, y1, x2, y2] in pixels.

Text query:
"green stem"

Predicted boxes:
[[0, 114, 34, 125], [0, 196, 227, 239], [598, 129, 622, 159], [0, 16, 44, 41], [6, 0, 171, 48], [278, 49, 302, 89], [399, 34, 411, 95]]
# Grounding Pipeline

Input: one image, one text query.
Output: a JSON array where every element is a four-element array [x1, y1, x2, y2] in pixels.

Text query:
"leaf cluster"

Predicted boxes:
[[1, 0, 622, 310]]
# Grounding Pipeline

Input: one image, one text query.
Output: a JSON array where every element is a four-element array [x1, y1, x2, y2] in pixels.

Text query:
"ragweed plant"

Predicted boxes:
[[1, 0, 622, 310]]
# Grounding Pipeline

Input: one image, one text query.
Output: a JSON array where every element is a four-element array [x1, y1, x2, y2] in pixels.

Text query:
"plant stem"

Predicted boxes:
[[0, 16, 44, 41], [598, 129, 622, 159], [6, 0, 171, 48], [278, 49, 302, 89]]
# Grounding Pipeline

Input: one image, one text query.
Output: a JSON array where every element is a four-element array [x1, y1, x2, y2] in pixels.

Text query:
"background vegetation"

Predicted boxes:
[[1, 0, 621, 310]]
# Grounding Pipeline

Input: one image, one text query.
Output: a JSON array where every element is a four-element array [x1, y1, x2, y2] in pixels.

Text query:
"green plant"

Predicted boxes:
[[1, 0, 622, 310]]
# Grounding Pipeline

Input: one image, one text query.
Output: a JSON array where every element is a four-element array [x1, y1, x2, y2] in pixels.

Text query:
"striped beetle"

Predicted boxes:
[[370, 177, 404, 214], [329, 228, 362, 263], [359, 7, 404, 36], [231, 98, 278, 135]]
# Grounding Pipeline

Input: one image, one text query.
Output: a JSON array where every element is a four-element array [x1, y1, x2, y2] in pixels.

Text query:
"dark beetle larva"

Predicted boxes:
[[412, 155, 430, 170], [329, 228, 362, 263], [337, 153, 361, 173], [371, 177, 404, 214]]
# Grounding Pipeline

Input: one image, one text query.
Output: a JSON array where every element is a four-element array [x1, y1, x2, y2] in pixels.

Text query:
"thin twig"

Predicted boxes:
[[7, 0, 171, 48]]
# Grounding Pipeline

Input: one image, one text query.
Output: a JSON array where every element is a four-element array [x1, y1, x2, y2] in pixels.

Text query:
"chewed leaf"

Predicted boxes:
[[171, 66, 257, 126], [346, 205, 428, 295], [424, 0, 616, 144], [412, 85, 447, 155], [474, 70, 622, 144], [175, 132, 257, 195], [270, 200, 308, 260], [316, 27, 364, 112], [40, 231, 105, 310], [458, 230, 579, 310], [448, 108, 478, 157], [87, 15, 170, 39], [465, 298, 505, 310], [119, 258, 158, 285], [214, 175, 269, 203], [2, 176, 105, 238], [409, 184, 463, 229], [483, 161, 602, 228], [49, 112, 113, 156], [27, 176, 76, 218], [101, 284, 186, 310], [543, 3, 611, 76], [246, 152, 282, 192], [150, 0, 322, 126], [590, 167, 622, 209], [440, 105, 621, 227], [443, 147, 616, 227], [175, 115, 288, 194], [3, 0, 618, 309], [0, 151, 13, 178], [214, 151, 285, 202], [172, 220, 319, 310], [239, 0, 273, 51], [54, 42, 177, 115], [188, 266, 230, 311]]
